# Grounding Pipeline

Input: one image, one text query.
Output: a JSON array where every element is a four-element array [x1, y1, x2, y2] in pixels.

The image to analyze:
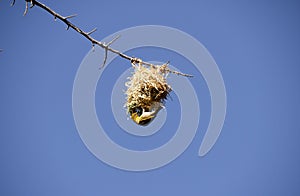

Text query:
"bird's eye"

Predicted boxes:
[[135, 107, 143, 116]]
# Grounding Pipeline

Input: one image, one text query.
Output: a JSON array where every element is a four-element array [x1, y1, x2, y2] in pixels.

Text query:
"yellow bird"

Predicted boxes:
[[129, 102, 163, 126]]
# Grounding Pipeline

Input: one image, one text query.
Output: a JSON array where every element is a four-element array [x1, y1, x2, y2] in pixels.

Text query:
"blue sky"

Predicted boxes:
[[1, 0, 300, 195]]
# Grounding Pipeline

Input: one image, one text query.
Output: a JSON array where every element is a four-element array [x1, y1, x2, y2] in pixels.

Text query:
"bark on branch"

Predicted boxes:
[[14, 0, 193, 77]]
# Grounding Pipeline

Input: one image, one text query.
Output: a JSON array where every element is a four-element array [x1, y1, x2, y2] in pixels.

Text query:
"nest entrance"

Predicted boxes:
[[125, 62, 172, 113]]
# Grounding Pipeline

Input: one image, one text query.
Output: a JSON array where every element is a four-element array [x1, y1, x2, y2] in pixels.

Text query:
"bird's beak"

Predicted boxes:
[[132, 113, 154, 125]]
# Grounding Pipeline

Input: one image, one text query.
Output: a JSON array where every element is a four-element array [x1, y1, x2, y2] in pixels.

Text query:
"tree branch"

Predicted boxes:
[[17, 0, 193, 77]]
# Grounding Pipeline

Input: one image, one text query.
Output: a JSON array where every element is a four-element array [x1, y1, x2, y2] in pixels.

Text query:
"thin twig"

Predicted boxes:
[[30, 1, 34, 8], [87, 28, 97, 35], [64, 14, 77, 20], [99, 35, 120, 68], [18, 0, 193, 77], [23, 1, 28, 16], [100, 48, 109, 69], [107, 35, 121, 46]]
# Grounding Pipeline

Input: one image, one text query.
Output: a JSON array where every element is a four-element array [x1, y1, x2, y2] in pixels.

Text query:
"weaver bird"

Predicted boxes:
[[129, 102, 163, 126]]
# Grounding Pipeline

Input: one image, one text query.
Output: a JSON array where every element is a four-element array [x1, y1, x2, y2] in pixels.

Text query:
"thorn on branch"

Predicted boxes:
[[107, 35, 121, 46], [100, 48, 108, 69], [23, 1, 29, 16], [99, 35, 121, 68], [87, 28, 97, 35], [66, 25, 70, 30], [64, 14, 77, 20], [11, 0, 16, 6], [30, 2, 35, 8]]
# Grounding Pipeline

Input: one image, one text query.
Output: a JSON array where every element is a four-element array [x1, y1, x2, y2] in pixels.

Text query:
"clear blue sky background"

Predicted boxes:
[[1, 0, 300, 195]]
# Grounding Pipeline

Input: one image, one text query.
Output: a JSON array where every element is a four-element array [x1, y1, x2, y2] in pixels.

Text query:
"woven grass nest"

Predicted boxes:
[[125, 62, 172, 118]]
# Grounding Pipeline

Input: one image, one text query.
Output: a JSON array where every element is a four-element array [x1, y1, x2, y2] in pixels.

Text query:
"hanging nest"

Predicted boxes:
[[125, 60, 172, 116], [124, 58, 192, 126]]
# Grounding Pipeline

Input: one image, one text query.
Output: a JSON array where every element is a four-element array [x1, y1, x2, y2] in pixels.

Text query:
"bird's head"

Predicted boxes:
[[129, 102, 163, 126]]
